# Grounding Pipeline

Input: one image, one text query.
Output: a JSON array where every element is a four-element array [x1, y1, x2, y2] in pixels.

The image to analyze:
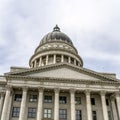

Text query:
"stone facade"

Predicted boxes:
[[0, 25, 120, 120]]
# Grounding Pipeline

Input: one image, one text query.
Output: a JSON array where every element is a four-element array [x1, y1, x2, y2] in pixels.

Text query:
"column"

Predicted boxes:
[[37, 88, 44, 120], [85, 90, 92, 120], [115, 92, 120, 119], [74, 59, 76, 65], [6, 93, 13, 120], [34, 60, 37, 67], [53, 54, 56, 64], [54, 88, 60, 120], [1, 86, 11, 120], [61, 55, 64, 62], [100, 91, 108, 120], [68, 57, 71, 63], [46, 55, 49, 65], [0, 93, 4, 119], [39, 57, 42, 66], [19, 87, 28, 120], [110, 96, 118, 120], [70, 89, 75, 120]]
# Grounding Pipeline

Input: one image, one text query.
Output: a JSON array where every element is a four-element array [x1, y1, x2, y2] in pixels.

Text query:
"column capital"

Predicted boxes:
[[115, 91, 120, 97], [70, 89, 76, 94], [84, 90, 91, 95], [5, 85, 12, 91], [38, 87, 44, 92], [22, 87, 28, 92], [54, 88, 60, 93], [100, 90, 106, 96]]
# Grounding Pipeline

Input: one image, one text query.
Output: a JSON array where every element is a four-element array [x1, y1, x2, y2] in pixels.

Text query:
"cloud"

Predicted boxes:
[[0, 0, 120, 78]]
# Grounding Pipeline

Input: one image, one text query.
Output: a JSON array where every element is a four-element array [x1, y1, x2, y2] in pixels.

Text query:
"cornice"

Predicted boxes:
[[5, 74, 120, 86], [7, 63, 119, 82]]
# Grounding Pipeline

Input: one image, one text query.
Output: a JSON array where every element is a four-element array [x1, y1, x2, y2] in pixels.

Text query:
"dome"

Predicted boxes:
[[29, 25, 83, 68], [40, 25, 73, 45]]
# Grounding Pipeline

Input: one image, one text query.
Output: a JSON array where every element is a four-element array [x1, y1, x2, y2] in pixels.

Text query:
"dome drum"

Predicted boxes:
[[30, 53, 82, 68]]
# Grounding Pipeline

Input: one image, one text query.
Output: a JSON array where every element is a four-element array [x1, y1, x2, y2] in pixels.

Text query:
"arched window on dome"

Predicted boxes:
[[56, 55, 61, 63]]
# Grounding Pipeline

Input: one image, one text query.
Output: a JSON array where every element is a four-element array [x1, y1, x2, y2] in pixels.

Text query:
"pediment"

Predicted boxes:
[[28, 67, 101, 81], [8, 63, 118, 82]]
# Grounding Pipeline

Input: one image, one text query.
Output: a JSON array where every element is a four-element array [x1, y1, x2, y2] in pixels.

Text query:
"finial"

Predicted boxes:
[[53, 24, 60, 32]]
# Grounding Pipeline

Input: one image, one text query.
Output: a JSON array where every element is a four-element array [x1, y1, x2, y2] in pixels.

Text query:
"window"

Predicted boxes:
[[12, 107, 20, 117], [108, 111, 112, 120], [59, 96, 67, 104], [44, 95, 52, 103], [92, 111, 97, 120], [44, 108, 52, 118], [29, 95, 37, 102], [106, 99, 109, 106], [59, 109, 67, 119], [28, 108, 36, 118], [76, 110, 82, 120], [75, 97, 81, 104], [91, 98, 95, 105], [14, 94, 22, 101]]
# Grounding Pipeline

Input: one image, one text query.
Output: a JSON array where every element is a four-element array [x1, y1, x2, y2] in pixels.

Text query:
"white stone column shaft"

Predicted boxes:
[[74, 59, 76, 65], [101, 92, 108, 120], [0, 93, 4, 119], [111, 97, 118, 120], [53, 54, 56, 64], [19, 87, 28, 120], [1, 87, 11, 120], [85, 91, 92, 120], [39, 57, 42, 66], [46, 55, 49, 65], [61, 55, 64, 62], [116, 93, 120, 119], [68, 57, 71, 63], [70, 89, 75, 120], [34, 60, 37, 67], [37, 88, 44, 120], [54, 89, 59, 120], [6, 94, 13, 120]]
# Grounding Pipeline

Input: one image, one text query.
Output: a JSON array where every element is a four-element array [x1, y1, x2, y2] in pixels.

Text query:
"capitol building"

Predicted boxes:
[[0, 25, 120, 120]]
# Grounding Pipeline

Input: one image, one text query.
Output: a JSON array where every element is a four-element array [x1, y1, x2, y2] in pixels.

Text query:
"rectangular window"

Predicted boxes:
[[76, 110, 82, 120], [106, 99, 109, 106], [92, 111, 97, 120], [75, 97, 81, 104], [59, 109, 67, 119], [29, 95, 37, 102], [14, 94, 22, 102], [108, 111, 112, 120], [44, 108, 52, 118], [44, 95, 52, 103], [28, 108, 36, 118], [91, 98, 95, 105], [59, 96, 67, 104], [12, 107, 20, 117]]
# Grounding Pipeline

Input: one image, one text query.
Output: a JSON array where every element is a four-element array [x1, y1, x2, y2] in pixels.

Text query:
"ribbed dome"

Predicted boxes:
[[40, 25, 73, 45]]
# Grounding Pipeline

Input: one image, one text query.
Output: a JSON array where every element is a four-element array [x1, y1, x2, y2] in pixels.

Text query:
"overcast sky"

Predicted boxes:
[[0, 0, 120, 79]]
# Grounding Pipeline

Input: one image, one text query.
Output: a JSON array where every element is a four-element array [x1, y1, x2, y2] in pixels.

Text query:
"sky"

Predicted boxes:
[[0, 0, 120, 79]]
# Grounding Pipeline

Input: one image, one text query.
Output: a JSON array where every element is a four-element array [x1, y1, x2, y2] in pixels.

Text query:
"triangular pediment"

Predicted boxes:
[[7, 63, 118, 82], [28, 67, 101, 81]]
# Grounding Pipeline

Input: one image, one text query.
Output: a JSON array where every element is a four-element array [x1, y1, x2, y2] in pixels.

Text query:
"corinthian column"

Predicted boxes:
[[110, 96, 118, 120], [1, 86, 12, 120], [19, 87, 28, 120], [100, 91, 108, 120], [0, 93, 4, 119], [70, 89, 75, 120], [37, 88, 44, 120], [85, 90, 92, 120], [116, 92, 120, 119], [54, 88, 60, 120]]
